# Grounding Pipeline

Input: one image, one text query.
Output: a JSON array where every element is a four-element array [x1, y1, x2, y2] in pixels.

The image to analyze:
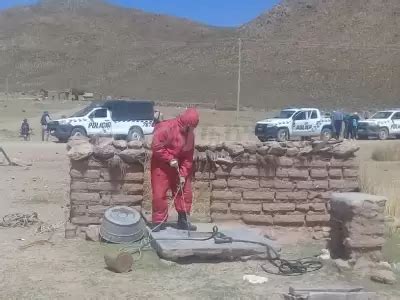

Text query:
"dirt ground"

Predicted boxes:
[[1, 99, 400, 299]]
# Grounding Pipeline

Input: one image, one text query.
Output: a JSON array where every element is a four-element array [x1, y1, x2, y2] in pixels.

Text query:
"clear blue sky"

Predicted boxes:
[[0, 0, 279, 27]]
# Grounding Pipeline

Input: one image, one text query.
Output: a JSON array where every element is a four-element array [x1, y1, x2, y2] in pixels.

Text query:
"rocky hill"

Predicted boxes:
[[0, 0, 399, 109]]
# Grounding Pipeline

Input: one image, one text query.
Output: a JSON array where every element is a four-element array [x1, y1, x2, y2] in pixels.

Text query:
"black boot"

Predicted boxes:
[[177, 212, 197, 231]]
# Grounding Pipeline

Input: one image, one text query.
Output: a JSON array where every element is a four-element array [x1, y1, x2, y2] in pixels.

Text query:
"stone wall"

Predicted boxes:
[[66, 138, 360, 233], [193, 140, 360, 227]]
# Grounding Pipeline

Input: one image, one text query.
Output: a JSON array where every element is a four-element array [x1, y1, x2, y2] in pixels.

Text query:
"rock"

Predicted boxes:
[[318, 249, 331, 260], [299, 146, 313, 155], [377, 261, 392, 271], [353, 257, 374, 276], [333, 259, 352, 272], [67, 142, 93, 161], [286, 147, 299, 157], [66, 136, 90, 151], [256, 145, 269, 155], [312, 231, 325, 240], [85, 225, 100, 242], [93, 145, 115, 160], [95, 137, 114, 148], [329, 143, 360, 158], [370, 270, 396, 284], [224, 142, 244, 156], [268, 142, 287, 156], [65, 223, 77, 239], [118, 149, 146, 163], [112, 140, 127, 150], [127, 141, 143, 149]]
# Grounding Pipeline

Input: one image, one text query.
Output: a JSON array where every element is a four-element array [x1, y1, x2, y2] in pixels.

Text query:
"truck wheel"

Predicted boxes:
[[258, 137, 267, 142], [320, 128, 332, 141], [127, 127, 144, 141], [71, 127, 86, 137], [276, 128, 289, 142], [379, 128, 389, 140]]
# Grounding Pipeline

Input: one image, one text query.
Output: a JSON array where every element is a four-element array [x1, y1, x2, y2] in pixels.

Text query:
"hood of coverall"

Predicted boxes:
[[177, 108, 199, 129]]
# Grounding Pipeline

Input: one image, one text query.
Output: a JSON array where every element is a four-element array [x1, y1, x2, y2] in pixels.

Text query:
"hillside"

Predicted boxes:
[[0, 0, 400, 109]]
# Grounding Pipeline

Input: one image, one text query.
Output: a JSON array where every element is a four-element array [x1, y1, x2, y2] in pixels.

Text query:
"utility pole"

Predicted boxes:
[[236, 38, 242, 121]]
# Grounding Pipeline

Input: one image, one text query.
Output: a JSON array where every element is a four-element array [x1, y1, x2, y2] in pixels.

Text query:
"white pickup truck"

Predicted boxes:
[[255, 108, 333, 142], [357, 110, 400, 140]]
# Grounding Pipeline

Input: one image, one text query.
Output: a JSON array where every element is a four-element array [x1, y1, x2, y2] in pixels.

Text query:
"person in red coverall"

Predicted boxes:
[[151, 108, 199, 231]]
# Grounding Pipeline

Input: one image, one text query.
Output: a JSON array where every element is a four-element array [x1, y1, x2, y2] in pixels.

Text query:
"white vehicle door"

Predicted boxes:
[[87, 108, 112, 136], [390, 112, 400, 135], [308, 110, 320, 136], [292, 111, 310, 137]]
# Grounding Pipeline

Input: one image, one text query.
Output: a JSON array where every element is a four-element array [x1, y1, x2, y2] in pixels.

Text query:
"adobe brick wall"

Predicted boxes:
[[66, 138, 360, 235], [193, 140, 360, 227]]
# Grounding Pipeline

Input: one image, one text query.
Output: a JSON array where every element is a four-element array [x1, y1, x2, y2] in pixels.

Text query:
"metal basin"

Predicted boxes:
[[100, 206, 146, 244]]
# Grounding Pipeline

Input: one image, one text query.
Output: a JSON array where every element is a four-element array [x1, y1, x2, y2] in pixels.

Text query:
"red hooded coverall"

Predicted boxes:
[[151, 108, 199, 223]]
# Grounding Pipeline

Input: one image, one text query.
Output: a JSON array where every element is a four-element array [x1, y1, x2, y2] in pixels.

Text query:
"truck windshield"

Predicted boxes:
[[274, 110, 296, 119], [371, 112, 393, 119], [70, 103, 98, 117]]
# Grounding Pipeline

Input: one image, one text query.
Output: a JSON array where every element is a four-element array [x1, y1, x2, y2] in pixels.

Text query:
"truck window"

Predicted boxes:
[[294, 111, 307, 120], [311, 110, 318, 119], [91, 109, 108, 118], [392, 112, 400, 120]]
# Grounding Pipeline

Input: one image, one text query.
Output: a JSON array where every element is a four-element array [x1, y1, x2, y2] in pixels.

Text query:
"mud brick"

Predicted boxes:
[[260, 179, 274, 188], [263, 203, 295, 213], [343, 169, 359, 178], [212, 179, 228, 190], [70, 205, 87, 216], [210, 202, 228, 213], [215, 167, 230, 178], [276, 191, 308, 201], [71, 181, 88, 192], [273, 214, 305, 226], [229, 166, 243, 177], [344, 237, 385, 249], [99, 194, 112, 205], [111, 195, 143, 205], [126, 164, 145, 173], [293, 157, 311, 168], [88, 182, 121, 192], [309, 191, 332, 200], [195, 172, 215, 180], [306, 214, 330, 226], [296, 203, 311, 212], [121, 183, 144, 195], [211, 213, 242, 221], [230, 203, 262, 213], [287, 211, 304, 215], [211, 190, 241, 201], [310, 203, 326, 212], [71, 216, 101, 226], [242, 214, 273, 225], [310, 159, 330, 168], [242, 166, 260, 177], [124, 172, 144, 182], [276, 168, 289, 178], [329, 168, 343, 179], [70, 169, 84, 178], [87, 159, 105, 168], [313, 180, 329, 190], [277, 157, 293, 167], [329, 180, 359, 191], [288, 168, 309, 179], [243, 191, 275, 202], [310, 169, 328, 179], [70, 192, 100, 204], [87, 205, 109, 217], [259, 166, 276, 178], [273, 180, 295, 190], [193, 181, 210, 190], [296, 181, 313, 190], [348, 222, 385, 236], [100, 169, 119, 181], [297, 180, 328, 190], [83, 170, 100, 179], [331, 158, 359, 169], [228, 179, 259, 190]]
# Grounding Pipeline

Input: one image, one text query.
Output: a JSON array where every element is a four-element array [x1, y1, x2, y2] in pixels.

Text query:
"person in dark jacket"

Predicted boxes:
[[20, 119, 30, 141], [349, 112, 360, 140], [40, 111, 51, 141], [331, 110, 344, 139]]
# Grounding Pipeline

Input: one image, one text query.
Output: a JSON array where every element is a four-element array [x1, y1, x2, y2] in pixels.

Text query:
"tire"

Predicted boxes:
[[258, 137, 267, 142], [276, 128, 289, 142], [70, 127, 87, 137], [378, 128, 389, 140], [357, 135, 368, 140], [127, 126, 144, 141], [320, 128, 332, 141]]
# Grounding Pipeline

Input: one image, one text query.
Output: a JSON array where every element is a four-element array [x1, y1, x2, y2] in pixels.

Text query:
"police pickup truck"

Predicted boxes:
[[47, 100, 155, 142], [357, 110, 400, 140], [255, 108, 333, 142]]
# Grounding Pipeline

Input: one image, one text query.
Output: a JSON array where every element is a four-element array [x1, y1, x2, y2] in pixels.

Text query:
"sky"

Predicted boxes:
[[0, 0, 280, 27]]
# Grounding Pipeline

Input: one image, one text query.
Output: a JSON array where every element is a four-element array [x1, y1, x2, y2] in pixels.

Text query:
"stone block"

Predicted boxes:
[[70, 192, 100, 204], [71, 216, 101, 226], [329, 180, 359, 192], [124, 172, 144, 182], [70, 205, 87, 216], [121, 183, 144, 195], [273, 214, 305, 226], [306, 214, 330, 226], [258, 166, 276, 178], [263, 203, 295, 213], [296, 203, 311, 212], [212, 179, 228, 190], [211, 213, 241, 221], [329, 168, 343, 179], [273, 180, 295, 191], [309, 191, 332, 200], [210, 202, 229, 213], [242, 214, 273, 225], [276, 168, 289, 178], [111, 195, 143, 205], [70, 181, 88, 192], [288, 168, 309, 179], [211, 190, 241, 201], [195, 172, 216, 180], [230, 166, 242, 177], [310, 203, 327, 212], [243, 191, 275, 202], [215, 167, 230, 178], [276, 191, 308, 201], [88, 182, 121, 192], [309, 158, 330, 168], [344, 237, 385, 249], [310, 169, 328, 179], [343, 169, 359, 178], [230, 203, 262, 213], [87, 205, 109, 217], [277, 157, 293, 167], [228, 179, 259, 190], [88, 159, 105, 168], [242, 166, 260, 177], [331, 158, 358, 169]]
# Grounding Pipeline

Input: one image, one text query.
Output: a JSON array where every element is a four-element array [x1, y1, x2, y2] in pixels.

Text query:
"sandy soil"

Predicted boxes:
[[0, 99, 400, 299]]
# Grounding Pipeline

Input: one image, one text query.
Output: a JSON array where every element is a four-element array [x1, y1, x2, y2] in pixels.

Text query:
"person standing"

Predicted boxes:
[[20, 119, 30, 141], [349, 112, 360, 140], [331, 110, 344, 140], [40, 111, 51, 141], [343, 112, 351, 139], [151, 108, 199, 231]]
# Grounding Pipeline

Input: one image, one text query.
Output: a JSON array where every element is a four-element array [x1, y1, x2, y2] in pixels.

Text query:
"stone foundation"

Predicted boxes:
[[329, 193, 387, 262]]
